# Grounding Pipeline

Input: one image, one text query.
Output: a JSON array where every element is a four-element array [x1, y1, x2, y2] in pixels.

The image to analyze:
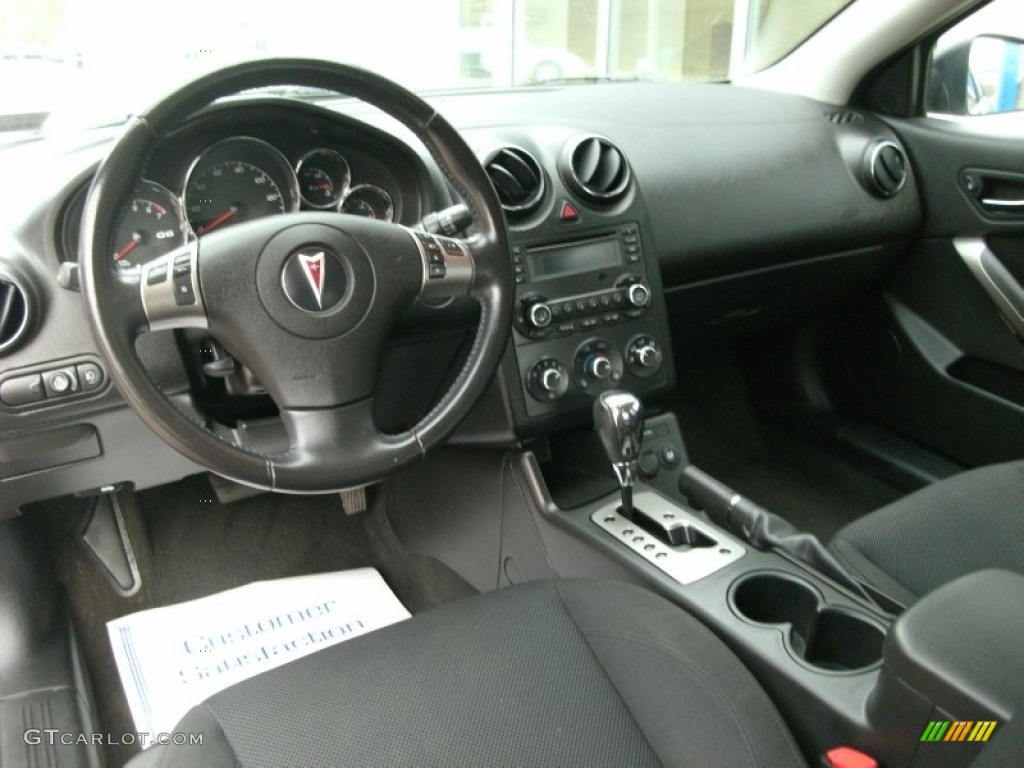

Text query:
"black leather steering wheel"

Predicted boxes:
[[80, 59, 512, 493]]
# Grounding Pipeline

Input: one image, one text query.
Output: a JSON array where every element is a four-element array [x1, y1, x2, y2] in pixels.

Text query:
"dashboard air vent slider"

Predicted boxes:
[[484, 146, 546, 218], [825, 109, 863, 124], [866, 141, 908, 198], [0, 275, 30, 354]]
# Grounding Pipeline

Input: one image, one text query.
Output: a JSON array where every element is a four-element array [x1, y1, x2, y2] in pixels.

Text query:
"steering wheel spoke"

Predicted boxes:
[[139, 241, 209, 332], [276, 399, 420, 488]]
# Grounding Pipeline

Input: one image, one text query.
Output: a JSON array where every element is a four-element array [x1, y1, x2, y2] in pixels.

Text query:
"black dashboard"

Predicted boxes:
[[0, 81, 921, 515]]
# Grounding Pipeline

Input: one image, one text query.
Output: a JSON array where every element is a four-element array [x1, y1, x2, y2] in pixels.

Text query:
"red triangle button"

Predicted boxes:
[[559, 200, 580, 223]]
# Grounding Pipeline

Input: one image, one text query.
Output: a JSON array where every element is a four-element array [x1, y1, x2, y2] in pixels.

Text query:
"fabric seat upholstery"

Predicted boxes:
[[128, 579, 806, 768], [830, 461, 1024, 607]]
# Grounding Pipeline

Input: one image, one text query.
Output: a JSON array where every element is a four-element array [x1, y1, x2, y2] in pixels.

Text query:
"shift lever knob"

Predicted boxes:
[[593, 391, 645, 516]]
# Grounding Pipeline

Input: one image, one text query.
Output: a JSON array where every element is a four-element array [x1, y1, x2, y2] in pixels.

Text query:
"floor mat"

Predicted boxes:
[[668, 347, 902, 541], [40, 474, 475, 767]]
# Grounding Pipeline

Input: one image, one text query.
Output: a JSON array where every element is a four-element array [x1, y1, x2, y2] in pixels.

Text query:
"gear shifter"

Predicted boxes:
[[593, 391, 645, 519]]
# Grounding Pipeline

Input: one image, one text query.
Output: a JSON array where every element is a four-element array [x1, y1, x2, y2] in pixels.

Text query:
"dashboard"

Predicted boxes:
[[0, 82, 922, 515]]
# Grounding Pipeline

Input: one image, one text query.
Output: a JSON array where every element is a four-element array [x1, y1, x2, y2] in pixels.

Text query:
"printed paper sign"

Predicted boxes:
[[108, 568, 410, 739]]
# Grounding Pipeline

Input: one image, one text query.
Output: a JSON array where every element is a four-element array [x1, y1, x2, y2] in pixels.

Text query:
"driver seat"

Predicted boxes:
[[127, 579, 806, 767]]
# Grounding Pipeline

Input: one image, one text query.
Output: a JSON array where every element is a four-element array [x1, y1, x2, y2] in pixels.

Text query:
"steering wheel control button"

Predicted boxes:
[[412, 229, 473, 300], [281, 247, 347, 313], [76, 363, 105, 391], [174, 275, 196, 306], [0, 374, 46, 406], [44, 367, 79, 398], [140, 242, 208, 332], [147, 265, 168, 285]]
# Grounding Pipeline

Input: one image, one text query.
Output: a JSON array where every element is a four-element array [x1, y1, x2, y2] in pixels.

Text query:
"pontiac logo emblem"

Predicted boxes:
[[282, 247, 347, 313], [299, 251, 325, 308]]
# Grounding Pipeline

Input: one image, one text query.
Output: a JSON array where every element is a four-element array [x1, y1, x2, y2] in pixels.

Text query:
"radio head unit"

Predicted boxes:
[[506, 220, 672, 424]]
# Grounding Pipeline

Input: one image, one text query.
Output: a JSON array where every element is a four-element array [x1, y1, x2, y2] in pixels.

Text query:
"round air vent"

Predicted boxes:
[[484, 146, 546, 218], [562, 135, 631, 204], [866, 140, 908, 198], [0, 274, 31, 355]]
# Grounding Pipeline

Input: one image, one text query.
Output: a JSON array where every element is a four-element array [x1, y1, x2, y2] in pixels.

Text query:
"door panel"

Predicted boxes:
[[824, 117, 1024, 467]]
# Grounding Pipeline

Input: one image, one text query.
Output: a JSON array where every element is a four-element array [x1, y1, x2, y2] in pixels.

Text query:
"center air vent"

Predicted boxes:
[[0, 275, 30, 355], [562, 135, 631, 204], [484, 146, 546, 218], [866, 140, 908, 198]]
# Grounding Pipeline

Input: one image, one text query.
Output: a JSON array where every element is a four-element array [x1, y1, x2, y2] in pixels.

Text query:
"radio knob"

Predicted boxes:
[[587, 355, 613, 380], [627, 283, 651, 308], [528, 301, 553, 329]]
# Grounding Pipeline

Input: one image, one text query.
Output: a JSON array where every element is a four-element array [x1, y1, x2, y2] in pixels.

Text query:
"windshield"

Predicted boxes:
[[1, 0, 854, 134]]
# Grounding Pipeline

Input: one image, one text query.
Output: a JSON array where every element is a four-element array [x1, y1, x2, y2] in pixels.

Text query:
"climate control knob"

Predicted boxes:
[[627, 335, 663, 378], [573, 338, 623, 395], [587, 355, 613, 380], [527, 358, 569, 402]]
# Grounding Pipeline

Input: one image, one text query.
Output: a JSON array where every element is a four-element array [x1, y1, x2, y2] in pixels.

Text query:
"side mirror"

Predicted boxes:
[[928, 34, 1024, 116]]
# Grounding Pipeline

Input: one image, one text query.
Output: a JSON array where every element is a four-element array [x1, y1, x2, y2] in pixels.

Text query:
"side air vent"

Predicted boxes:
[[0, 275, 31, 354], [865, 140, 908, 198], [562, 135, 631, 204], [484, 146, 546, 218], [825, 109, 863, 124]]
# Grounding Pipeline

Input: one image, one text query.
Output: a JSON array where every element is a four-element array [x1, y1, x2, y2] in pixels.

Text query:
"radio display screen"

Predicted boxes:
[[528, 235, 621, 280]]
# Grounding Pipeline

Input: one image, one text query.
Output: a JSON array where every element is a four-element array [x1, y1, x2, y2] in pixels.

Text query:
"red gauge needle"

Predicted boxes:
[[114, 237, 140, 261], [198, 207, 236, 235]]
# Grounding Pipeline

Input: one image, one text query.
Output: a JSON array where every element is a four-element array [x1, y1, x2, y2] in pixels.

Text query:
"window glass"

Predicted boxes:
[[928, 0, 1024, 116]]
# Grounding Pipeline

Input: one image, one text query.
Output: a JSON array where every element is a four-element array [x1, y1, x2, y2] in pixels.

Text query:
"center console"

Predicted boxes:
[[503, 401, 1015, 767], [502, 214, 673, 431]]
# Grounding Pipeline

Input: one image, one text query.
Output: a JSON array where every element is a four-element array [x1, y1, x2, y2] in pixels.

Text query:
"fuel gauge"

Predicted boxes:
[[341, 184, 394, 222], [296, 148, 350, 209], [111, 180, 186, 270]]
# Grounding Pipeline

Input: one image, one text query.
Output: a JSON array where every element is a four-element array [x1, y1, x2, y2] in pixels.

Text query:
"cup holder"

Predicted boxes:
[[731, 572, 884, 672]]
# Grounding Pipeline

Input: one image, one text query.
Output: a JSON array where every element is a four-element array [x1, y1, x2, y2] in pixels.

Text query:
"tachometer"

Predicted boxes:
[[111, 180, 186, 270], [184, 137, 299, 236], [296, 148, 350, 209]]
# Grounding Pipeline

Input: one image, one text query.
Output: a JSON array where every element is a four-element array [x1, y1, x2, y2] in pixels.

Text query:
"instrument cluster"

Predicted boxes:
[[105, 135, 397, 272]]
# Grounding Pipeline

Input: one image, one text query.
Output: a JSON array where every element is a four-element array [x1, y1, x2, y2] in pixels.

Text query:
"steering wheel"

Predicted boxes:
[[80, 59, 512, 493]]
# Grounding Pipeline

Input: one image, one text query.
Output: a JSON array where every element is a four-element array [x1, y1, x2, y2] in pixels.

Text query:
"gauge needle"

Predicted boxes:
[[114, 236, 141, 261], [198, 206, 237, 235]]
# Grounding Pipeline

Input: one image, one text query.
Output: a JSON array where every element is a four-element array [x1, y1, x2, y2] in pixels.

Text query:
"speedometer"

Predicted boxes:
[[184, 137, 299, 236]]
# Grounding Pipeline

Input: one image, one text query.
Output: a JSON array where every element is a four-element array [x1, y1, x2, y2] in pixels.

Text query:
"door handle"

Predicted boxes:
[[962, 169, 1024, 218], [954, 237, 1024, 339], [979, 198, 1024, 209]]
